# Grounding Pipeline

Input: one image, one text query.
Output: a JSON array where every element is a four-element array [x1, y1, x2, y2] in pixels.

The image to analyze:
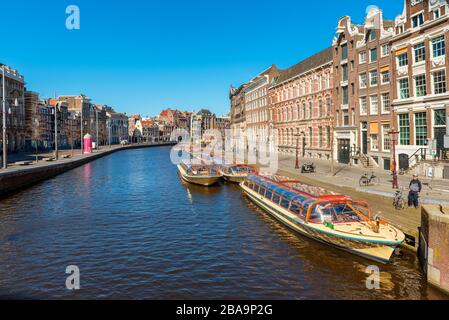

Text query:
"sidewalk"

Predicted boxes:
[[278, 155, 449, 205]]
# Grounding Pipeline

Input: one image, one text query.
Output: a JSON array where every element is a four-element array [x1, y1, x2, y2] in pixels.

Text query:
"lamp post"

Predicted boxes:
[[295, 133, 300, 170], [2, 66, 7, 169], [53, 103, 59, 160], [389, 129, 400, 189]]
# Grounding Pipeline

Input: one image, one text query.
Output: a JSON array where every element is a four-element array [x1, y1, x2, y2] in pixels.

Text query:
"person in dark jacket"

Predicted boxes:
[[408, 174, 422, 209]]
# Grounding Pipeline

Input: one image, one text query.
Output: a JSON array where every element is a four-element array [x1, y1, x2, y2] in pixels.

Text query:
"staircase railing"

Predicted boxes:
[[408, 147, 428, 169]]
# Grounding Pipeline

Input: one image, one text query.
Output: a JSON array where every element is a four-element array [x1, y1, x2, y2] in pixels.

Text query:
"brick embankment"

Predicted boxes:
[[0, 142, 175, 198]]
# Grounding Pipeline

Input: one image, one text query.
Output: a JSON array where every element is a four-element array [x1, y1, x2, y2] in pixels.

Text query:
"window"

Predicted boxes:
[[370, 95, 378, 115], [369, 30, 377, 41], [359, 51, 367, 64], [414, 43, 426, 63], [318, 127, 323, 148], [399, 114, 410, 145], [415, 112, 427, 146], [397, 25, 405, 34], [326, 127, 331, 147], [381, 93, 390, 113], [415, 74, 427, 97], [381, 44, 390, 57], [398, 53, 408, 67], [432, 36, 446, 58], [399, 78, 410, 99], [309, 127, 313, 146], [359, 73, 367, 88], [326, 97, 331, 115], [370, 70, 378, 86], [371, 134, 379, 151], [381, 70, 390, 84], [412, 13, 424, 28], [434, 109, 446, 126], [342, 86, 349, 105], [342, 64, 348, 81], [341, 43, 348, 60], [343, 110, 349, 126], [434, 8, 441, 19], [360, 97, 367, 115], [370, 48, 377, 63], [433, 70, 446, 94], [382, 124, 391, 151]]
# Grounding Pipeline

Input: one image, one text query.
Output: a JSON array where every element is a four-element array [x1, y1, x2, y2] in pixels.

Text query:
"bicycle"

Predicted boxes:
[[393, 189, 406, 210], [359, 172, 380, 187]]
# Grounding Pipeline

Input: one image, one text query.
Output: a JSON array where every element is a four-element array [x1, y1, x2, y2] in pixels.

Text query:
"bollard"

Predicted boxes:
[[419, 205, 449, 295]]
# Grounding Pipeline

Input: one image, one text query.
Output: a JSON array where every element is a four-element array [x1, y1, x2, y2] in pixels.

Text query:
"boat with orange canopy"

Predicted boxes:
[[240, 174, 405, 263]]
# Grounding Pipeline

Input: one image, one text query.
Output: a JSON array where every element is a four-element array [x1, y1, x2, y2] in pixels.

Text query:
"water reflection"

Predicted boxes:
[[0, 147, 446, 300]]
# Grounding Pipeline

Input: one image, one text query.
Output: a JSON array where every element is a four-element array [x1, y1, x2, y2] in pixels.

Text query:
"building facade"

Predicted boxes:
[[106, 108, 129, 144], [333, 8, 395, 170], [229, 84, 247, 139], [244, 65, 279, 145], [391, 0, 449, 170], [269, 48, 334, 160], [1, 64, 26, 154]]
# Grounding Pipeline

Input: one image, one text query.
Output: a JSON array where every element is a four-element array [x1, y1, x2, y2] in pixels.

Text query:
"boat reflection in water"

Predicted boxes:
[[220, 164, 258, 184], [240, 174, 405, 264], [177, 161, 222, 187]]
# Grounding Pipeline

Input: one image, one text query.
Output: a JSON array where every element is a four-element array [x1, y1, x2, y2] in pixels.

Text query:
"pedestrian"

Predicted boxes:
[[408, 174, 422, 209]]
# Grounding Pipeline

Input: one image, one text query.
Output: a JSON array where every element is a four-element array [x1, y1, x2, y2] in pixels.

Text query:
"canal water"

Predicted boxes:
[[0, 147, 446, 299]]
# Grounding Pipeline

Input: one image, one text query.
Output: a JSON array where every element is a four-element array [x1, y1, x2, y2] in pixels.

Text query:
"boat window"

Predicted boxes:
[[272, 193, 281, 205], [289, 202, 302, 215], [248, 183, 254, 189], [253, 184, 260, 193], [280, 198, 290, 209], [259, 188, 266, 197], [265, 190, 273, 200]]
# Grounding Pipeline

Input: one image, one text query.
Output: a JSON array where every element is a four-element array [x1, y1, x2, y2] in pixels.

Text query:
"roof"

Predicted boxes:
[[271, 47, 333, 87]]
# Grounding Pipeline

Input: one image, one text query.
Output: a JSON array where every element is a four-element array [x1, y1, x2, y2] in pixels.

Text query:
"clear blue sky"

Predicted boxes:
[[0, 0, 403, 117]]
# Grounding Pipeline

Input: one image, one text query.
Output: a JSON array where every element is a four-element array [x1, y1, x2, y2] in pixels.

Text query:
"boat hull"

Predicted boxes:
[[178, 165, 221, 187], [241, 184, 401, 264], [222, 173, 247, 184]]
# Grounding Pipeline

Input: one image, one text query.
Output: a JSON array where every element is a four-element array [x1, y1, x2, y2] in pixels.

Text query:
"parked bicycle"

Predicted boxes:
[[393, 189, 406, 211], [359, 172, 380, 187]]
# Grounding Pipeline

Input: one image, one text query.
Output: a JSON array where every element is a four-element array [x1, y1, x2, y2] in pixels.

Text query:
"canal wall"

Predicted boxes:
[[419, 205, 449, 296], [0, 143, 176, 198]]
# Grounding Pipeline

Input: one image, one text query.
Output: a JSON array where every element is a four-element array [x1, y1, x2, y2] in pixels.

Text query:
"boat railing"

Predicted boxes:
[[305, 199, 381, 233]]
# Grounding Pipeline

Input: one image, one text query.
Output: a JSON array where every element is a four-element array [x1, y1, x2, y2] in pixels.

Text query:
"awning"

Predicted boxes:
[[380, 65, 390, 72], [370, 122, 379, 134], [395, 47, 408, 56]]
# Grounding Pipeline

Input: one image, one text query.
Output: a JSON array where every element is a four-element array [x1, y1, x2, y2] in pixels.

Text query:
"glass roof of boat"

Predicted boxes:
[[247, 175, 315, 205]]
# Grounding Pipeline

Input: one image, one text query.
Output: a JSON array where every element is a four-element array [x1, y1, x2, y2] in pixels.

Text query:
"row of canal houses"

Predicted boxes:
[[230, 0, 449, 178]]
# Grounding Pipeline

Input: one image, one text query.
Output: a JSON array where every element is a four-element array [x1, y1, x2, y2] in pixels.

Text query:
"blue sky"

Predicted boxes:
[[0, 0, 403, 117]]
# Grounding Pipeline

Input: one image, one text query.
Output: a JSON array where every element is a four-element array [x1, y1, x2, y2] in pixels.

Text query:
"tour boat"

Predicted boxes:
[[177, 161, 222, 187], [220, 164, 258, 183], [240, 175, 405, 263]]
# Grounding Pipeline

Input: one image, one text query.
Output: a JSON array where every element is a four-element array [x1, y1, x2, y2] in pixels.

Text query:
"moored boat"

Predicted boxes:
[[177, 161, 222, 187], [220, 164, 258, 183], [240, 175, 405, 263]]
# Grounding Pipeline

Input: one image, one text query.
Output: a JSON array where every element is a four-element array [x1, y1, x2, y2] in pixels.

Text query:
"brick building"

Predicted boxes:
[[391, 0, 449, 170], [333, 7, 395, 170], [269, 48, 334, 160]]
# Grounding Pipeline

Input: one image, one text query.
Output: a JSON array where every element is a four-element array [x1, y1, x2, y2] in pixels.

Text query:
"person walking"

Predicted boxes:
[[408, 174, 422, 209]]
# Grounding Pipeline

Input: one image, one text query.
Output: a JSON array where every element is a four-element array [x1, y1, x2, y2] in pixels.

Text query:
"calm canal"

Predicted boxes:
[[0, 147, 445, 299]]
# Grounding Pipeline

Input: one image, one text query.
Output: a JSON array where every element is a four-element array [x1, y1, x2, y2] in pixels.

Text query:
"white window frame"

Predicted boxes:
[[360, 96, 367, 115], [432, 69, 447, 95], [414, 74, 427, 97], [359, 73, 367, 89], [381, 44, 390, 57], [370, 70, 378, 86], [370, 95, 378, 115], [359, 51, 367, 64], [381, 93, 390, 114], [411, 12, 425, 29], [381, 70, 390, 84], [398, 77, 410, 100]]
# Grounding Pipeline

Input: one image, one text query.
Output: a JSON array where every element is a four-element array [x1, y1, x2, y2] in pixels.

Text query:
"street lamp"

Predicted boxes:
[[389, 129, 400, 189], [52, 103, 59, 160], [294, 133, 301, 170]]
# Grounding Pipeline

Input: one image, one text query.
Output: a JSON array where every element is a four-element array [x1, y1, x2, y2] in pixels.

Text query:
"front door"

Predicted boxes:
[[362, 131, 368, 155], [338, 139, 350, 164], [435, 127, 446, 155]]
